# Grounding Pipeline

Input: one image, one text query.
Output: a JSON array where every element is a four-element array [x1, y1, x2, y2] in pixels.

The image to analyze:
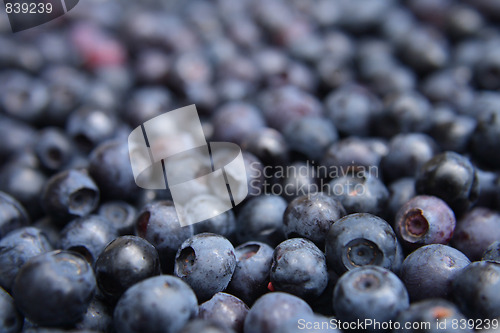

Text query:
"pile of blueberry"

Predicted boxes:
[[1, 0, 500, 332]]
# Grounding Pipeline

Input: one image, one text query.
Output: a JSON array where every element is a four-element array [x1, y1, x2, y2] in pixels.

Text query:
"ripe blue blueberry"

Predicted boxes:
[[400, 244, 470, 301], [198, 292, 248, 333], [244, 292, 313, 333], [227, 241, 273, 305], [452, 207, 500, 261], [136, 200, 193, 272], [452, 261, 500, 319], [333, 266, 409, 331], [174, 233, 236, 302], [0, 227, 53, 291], [114, 275, 198, 333], [395, 299, 471, 333], [326, 213, 403, 275], [271, 238, 328, 299], [94, 235, 161, 301], [283, 193, 346, 248], [395, 195, 456, 249], [12, 250, 96, 327], [60, 214, 118, 264]]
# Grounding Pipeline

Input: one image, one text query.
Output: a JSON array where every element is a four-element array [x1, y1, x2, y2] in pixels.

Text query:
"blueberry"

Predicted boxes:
[[325, 84, 381, 137], [35, 127, 74, 172], [398, 26, 449, 73], [97, 201, 136, 236], [174, 233, 236, 302], [321, 137, 388, 179], [0, 227, 53, 291], [415, 151, 479, 215], [211, 102, 265, 145], [0, 116, 36, 163], [226, 241, 273, 305], [43, 66, 89, 126], [428, 110, 476, 153], [421, 68, 474, 112], [135, 200, 193, 272], [94, 235, 160, 301], [395, 195, 456, 249], [400, 244, 470, 301], [280, 161, 320, 202], [235, 195, 287, 246], [333, 266, 409, 331], [12, 250, 96, 327], [283, 193, 346, 248], [114, 275, 198, 333], [0, 71, 48, 124], [375, 91, 432, 137], [381, 133, 438, 182], [452, 207, 500, 261], [471, 107, 500, 168], [452, 261, 500, 319], [271, 238, 328, 299], [198, 292, 248, 333], [124, 87, 172, 128], [88, 140, 138, 202], [395, 299, 471, 333], [75, 297, 113, 333], [482, 241, 500, 262], [41, 169, 100, 221], [0, 162, 46, 219], [283, 116, 338, 161], [243, 292, 313, 333], [259, 85, 323, 131], [66, 108, 118, 152], [0, 287, 23, 333], [326, 213, 403, 275], [59, 215, 118, 264], [0, 191, 30, 239], [327, 171, 389, 216]]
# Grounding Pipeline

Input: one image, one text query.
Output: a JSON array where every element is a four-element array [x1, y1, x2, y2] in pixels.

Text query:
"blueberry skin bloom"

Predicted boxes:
[[327, 172, 389, 216], [41, 169, 100, 220], [395, 299, 471, 333], [0, 191, 30, 239], [244, 292, 313, 333], [94, 235, 161, 301], [59, 215, 118, 264], [235, 195, 288, 247], [174, 233, 236, 302], [333, 266, 409, 331], [198, 292, 249, 333], [0, 287, 22, 333], [271, 238, 328, 299], [452, 261, 500, 319], [114, 275, 198, 333], [226, 241, 273, 305], [136, 200, 193, 272], [283, 193, 346, 248], [452, 207, 500, 261], [395, 195, 456, 249], [326, 213, 403, 275], [400, 244, 470, 301], [12, 250, 96, 327], [0, 227, 53, 291], [415, 151, 479, 215]]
